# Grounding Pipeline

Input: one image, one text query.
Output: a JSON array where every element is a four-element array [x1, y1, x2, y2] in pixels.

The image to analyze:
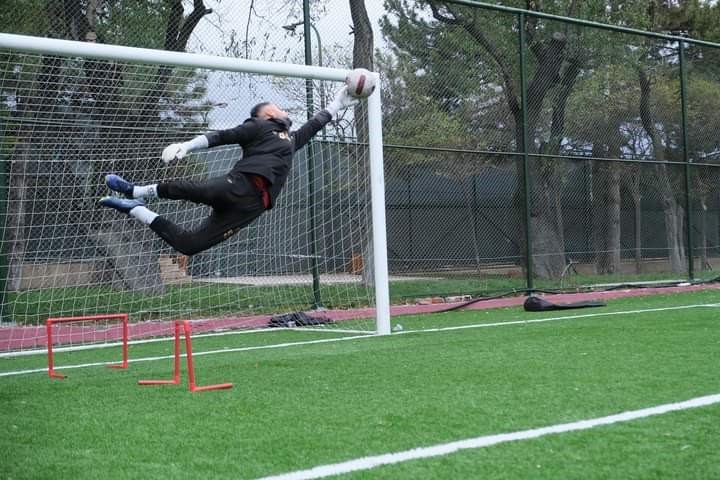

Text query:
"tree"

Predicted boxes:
[[381, 0, 720, 279], [348, 0, 376, 284], [1, 0, 212, 293], [381, 0, 610, 278]]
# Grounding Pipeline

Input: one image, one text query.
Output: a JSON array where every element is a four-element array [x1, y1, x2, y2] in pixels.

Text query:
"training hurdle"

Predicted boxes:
[[46, 314, 129, 379], [138, 320, 233, 392]]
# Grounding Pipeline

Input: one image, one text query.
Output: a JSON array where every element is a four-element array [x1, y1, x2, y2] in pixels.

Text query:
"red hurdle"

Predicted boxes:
[[137, 321, 182, 386], [138, 320, 232, 393], [46, 314, 129, 379]]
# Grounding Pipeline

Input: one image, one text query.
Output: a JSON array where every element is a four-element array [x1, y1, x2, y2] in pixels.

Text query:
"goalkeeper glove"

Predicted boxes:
[[325, 85, 359, 116], [161, 135, 209, 164]]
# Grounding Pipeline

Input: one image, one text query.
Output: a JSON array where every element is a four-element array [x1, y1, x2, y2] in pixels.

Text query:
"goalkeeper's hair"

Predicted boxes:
[[250, 102, 271, 118]]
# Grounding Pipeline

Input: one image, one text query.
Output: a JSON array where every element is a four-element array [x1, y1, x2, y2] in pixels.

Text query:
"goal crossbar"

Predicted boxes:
[[0, 33, 347, 81]]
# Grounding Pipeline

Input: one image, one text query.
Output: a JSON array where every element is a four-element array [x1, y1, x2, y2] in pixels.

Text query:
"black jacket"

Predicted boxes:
[[204, 110, 331, 206]]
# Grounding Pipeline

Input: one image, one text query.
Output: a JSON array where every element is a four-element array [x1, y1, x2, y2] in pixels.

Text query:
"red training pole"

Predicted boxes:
[[107, 314, 129, 369], [182, 321, 232, 393], [137, 321, 181, 386], [47, 320, 66, 379]]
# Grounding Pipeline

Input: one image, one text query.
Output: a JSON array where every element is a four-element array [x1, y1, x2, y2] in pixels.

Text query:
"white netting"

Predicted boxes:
[[0, 48, 379, 353]]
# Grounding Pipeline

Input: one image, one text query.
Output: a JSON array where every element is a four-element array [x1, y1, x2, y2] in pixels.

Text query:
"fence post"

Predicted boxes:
[[302, 0, 323, 309], [518, 12, 534, 291], [679, 41, 694, 281], [0, 157, 7, 322]]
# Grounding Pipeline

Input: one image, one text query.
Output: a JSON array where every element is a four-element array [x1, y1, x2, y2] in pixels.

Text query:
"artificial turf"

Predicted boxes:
[[1, 290, 718, 479]]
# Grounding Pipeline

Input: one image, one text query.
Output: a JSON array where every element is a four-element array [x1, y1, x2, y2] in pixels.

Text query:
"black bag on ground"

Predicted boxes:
[[523, 296, 605, 312], [268, 311, 334, 328]]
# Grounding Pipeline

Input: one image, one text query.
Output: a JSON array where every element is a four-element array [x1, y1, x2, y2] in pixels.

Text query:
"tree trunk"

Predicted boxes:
[[94, 222, 166, 293], [88, 1, 210, 293], [638, 68, 686, 274], [528, 160, 566, 279], [458, 176, 483, 274], [628, 175, 643, 275], [699, 195, 708, 270], [425, 5, 583, 280], [6, 53, 63, 291], [525, 54, 581, 280], [349, 0, 376, 286], [6, 144, 30, 292], [592, 151, 622, 275], [655, 164, 686, 273]]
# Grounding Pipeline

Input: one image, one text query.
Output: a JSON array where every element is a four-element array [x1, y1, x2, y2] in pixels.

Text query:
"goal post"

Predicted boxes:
[[0, 32, 391, 355], [366, 85, 391, 335]]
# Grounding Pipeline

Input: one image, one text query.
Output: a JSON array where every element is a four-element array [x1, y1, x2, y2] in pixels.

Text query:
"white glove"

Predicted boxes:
[[161, 143, 188, 164], [161, 135, 209, 164], [326, 85, 359, 116]]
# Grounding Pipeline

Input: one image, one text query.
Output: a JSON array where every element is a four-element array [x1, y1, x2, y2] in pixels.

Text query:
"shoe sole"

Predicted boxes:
[[99, 196, 144, 214]]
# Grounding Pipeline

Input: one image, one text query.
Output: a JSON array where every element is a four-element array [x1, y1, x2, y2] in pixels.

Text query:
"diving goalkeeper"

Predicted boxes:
[[100, 86, 357, 255]]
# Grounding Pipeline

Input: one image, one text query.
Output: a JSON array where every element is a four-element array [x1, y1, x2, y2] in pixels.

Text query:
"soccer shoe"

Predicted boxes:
[[105, 174, 135, 198], [99, 196, 146, 214]]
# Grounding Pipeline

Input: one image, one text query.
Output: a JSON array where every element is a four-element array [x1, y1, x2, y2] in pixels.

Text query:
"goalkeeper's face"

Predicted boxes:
[[258, 103, 289, 122]]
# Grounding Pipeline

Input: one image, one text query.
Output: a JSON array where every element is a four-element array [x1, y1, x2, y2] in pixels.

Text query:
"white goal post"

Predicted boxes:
[[0, 32, 391, 342]]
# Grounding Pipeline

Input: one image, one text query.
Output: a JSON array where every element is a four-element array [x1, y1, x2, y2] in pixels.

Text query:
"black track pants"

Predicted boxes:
[[149, 175, 266, 256]]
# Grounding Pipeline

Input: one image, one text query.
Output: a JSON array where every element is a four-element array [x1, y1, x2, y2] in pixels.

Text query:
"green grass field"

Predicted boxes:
[[1, 290, 719, 479]]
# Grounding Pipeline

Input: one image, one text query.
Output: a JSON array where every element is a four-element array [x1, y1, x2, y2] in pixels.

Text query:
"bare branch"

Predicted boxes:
[[245, 0, 255, 59], [177, 0, 213, 51], [427, 1, 520, 116], [428, 2, 462, 25], [164, 0, 183, 51], [524, 0, 544, 59], [350, 0, 374, 69], [139, 0, 211, 121]]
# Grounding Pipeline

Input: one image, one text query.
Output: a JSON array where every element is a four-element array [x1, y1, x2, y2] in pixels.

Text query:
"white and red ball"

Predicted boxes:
[[345, 68, 376, 98]]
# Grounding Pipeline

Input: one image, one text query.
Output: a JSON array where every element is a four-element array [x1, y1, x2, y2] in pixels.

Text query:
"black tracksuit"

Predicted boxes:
[[150, 110, 332, 256]]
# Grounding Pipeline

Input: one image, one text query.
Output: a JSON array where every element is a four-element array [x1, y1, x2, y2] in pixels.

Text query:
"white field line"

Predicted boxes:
[[289, 327, 370, 334], [257, 393, 720, 480], [1, 302, 717, 378], [0, 325, 370, 359], [0, 334, 374, 377], [398, 303, 720, 335]]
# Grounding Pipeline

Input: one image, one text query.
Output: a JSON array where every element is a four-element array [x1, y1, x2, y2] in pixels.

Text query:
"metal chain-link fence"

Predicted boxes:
[[380, 1, 720, 295]]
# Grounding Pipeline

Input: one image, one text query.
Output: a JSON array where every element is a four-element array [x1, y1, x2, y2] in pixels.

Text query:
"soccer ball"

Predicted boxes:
[[345, 68, 376, 98]]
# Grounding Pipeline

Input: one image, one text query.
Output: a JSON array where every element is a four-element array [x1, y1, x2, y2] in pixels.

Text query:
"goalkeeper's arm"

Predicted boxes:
[[161, 135, 209, 164], [292, 86, 358, 151], [161, 121, 261, 164]]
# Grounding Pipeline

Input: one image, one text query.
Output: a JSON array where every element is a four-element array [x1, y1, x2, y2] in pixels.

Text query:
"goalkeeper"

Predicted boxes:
[[100, 86, 357, 255]]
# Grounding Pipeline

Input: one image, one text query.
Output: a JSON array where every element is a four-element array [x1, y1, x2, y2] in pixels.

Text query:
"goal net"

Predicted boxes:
[[0, 33, 390, 358]]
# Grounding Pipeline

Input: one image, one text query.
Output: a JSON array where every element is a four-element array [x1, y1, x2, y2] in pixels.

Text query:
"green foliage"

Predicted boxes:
[[98, 0, 170, 48], [380, 1, 518, 151], [686, 75, 720, 156], [0, 0, 49, 35]]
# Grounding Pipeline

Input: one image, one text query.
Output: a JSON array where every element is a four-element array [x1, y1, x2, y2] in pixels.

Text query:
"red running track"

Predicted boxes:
[[2, 283, 718, 351]]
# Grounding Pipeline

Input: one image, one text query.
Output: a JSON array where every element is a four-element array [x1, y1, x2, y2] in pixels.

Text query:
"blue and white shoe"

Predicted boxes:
[[99, 196, 145, 214], [105, 174, 135, 198]]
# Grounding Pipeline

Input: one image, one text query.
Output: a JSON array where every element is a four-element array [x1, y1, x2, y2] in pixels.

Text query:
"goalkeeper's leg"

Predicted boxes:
[[107, 174, 247, 208], [148, 207, 264, 255], [106, 174, 157, 200], [101, 174, 266, 255], [99, 197, 265, 255]]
